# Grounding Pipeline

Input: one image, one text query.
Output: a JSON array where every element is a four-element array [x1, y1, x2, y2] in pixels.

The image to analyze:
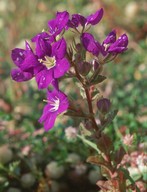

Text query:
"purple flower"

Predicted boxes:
[[86, 8, 103, 25], [68, 8, 103, 28], [108, 34, 128, 53], [48, 11, 69, 38], [11, 42, 37, 81], [103, 30, 116, 45], [35, 38, 70, 89], [68, 14, 86, 28], [81, 31, 128, 58], [81, 33, 102, 56], [39, 89, 69, 131]]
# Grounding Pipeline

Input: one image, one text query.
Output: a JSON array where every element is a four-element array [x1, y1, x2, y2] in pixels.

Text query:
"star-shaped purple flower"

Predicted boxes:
[[33, 36, 70, 89], [39, 89, 69, 131]]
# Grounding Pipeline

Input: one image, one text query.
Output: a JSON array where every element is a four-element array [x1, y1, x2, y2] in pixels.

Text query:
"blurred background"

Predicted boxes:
[[0, 0, 147, 192]]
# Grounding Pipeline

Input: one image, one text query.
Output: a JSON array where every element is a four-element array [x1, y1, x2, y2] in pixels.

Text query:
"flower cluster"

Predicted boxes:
[[11, 8, 128, 130]]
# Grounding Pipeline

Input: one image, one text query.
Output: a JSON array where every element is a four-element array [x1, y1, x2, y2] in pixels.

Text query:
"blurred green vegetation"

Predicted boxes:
[[0, 0, 147, 191]]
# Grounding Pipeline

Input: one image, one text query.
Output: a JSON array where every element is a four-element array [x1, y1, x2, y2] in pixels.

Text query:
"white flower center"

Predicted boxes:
[[49, 96, 60, 112], [39, 56, 56, 69]]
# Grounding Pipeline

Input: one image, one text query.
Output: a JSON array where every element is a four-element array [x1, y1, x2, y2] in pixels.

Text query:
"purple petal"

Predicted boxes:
[[25, 41, 33, 51], [36, 37, 52, 57], [32, 32, 50, 42], [81, 33, 101, 56], [54, 58, 70, 78], [11, 48, 25, 67], [11, 68, 33, 82], [48, 11, 69, 35], [20, 52, 39, 72], [58, 92, 69, 113], [46, 89, 69, 114], [103, 30, 116, 44], [51, 79, 59, 90], [56, 11, 69, 28], [108, 46, 127, 53], [34, 64, 46, 75], [35, 69, 54, 89], [108, 34, 128, 53], [48, 18, 57, 34], [32, 33, 51, 57], [52, 38, 66, 59], [39, 104, 52, 122], [44, 113, 57, 131], [67, 15, 79, 28], [39, 110, 57, 131], [86, 8, 103, 25], [68, 14, 86, 28], [46, 89, 58, 100]]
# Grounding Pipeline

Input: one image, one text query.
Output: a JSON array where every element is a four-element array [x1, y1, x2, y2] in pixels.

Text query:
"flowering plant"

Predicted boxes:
[[11, 8, 143, 191]]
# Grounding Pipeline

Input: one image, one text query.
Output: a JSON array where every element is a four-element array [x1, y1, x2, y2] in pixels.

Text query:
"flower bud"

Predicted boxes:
[[78, 61, 91, 76], [97, 98, 111, 114], [76, 43, 83, 51]]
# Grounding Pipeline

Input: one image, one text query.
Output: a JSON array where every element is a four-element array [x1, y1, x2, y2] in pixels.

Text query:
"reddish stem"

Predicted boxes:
[[73, 61, 99, 131]]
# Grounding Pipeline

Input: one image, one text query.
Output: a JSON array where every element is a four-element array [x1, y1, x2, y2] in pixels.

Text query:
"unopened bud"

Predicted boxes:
[[78, 61, 91, 76], [97, 98, 111, 114], [76, 43, 82, 51]]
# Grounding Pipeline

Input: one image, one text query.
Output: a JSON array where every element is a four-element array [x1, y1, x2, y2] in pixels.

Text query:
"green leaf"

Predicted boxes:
[[89, 75, 106, 86], [114, 146, 126, 164], [91, 88, 100, 101], [143, 172, 147, 181], [101, 109, 118, 129], [119, 167, 140, 192], [97, 134, 113, 154], [77, 135, 100, 153], [79, 123, 92, 136], [87, 155, 107, 167]]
